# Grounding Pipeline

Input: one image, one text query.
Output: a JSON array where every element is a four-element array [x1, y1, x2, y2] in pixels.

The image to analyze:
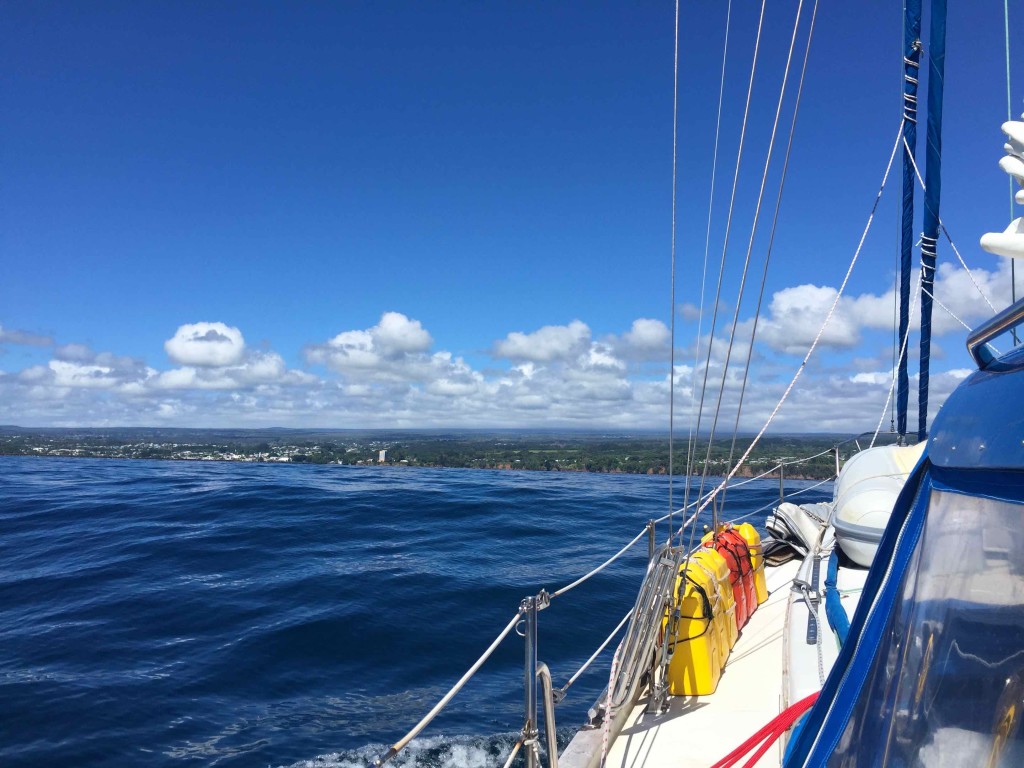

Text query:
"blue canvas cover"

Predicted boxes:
[[786, 341, 1024, 766]]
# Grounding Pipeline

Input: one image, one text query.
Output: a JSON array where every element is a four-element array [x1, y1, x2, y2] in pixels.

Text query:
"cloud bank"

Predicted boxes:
[[0, 258, 1007, 431]]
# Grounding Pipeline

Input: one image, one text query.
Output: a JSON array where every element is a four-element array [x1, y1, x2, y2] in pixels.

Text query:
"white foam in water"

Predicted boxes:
[[282, 732, 524, 768]]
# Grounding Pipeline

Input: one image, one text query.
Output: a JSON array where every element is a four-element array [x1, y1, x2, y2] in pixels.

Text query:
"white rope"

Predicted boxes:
[[673, 506, 703, 541], [940, 221, 997, 312], [500, 740, 524, 768], [921, 286, 972, 331], [694, 119, 907, 516], [560, 609, 632, 695], [902, 136, 997, 312]]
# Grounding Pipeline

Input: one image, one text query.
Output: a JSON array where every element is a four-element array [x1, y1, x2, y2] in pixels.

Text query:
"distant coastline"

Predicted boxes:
[[0, 427, 846, 480]]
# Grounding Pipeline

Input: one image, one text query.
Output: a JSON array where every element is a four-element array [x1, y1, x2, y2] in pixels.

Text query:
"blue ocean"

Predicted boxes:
[[0, 456, 831, 768]]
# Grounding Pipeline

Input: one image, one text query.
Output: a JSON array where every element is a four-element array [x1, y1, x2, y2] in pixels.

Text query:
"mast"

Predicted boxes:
[[917, 0, 947, 441], [897, 0, 922, 441]]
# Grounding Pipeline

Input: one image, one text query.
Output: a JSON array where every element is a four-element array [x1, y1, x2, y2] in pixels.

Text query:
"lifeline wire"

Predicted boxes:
[[659, 445, 835, 540], [550, 528, 649, 599], [556, 441, 836, 605], [695, 119, 907, 516], [374, 610, 523, 767], [559, 609, 632, 695]]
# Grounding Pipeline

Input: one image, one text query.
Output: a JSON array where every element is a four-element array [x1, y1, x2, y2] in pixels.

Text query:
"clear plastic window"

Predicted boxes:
[[828, 488, 1024, 767]]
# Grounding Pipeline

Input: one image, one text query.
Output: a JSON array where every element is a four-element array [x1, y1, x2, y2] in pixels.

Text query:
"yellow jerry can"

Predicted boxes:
[[690, 549, 738, 650], [664, 549, 735, 696], [735, 522, 769, 605]]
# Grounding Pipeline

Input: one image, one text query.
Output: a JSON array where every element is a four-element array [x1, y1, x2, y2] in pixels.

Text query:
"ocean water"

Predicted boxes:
[[0, 456, 831, 768]]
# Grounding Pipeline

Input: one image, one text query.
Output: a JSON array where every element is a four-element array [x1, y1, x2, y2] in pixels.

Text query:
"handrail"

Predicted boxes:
[[967, 295, 1024, 368], [537, 663, 559, 768], [551, 528, 649, 599], [608, 543, 678, 711]]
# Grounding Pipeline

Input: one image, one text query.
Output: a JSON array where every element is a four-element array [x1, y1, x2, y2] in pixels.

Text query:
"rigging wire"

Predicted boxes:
[[724, 0, 820, 500], [940, 223, 997, 312], [892, 239, 899, 432], [922, 285, 972, 331], [668, 0, 681, 541], [681, 0, 768, 533], [1007, 0, 1017, 329], [695, 119, 908, 516], [694, 0, 808, 528], [901, 135, 998, 310], [871, 269, 923, 448], [683, 0, 733, 543]]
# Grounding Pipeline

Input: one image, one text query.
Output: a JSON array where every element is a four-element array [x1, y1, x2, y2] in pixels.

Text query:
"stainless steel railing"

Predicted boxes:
[[370, 444, 845, 768]]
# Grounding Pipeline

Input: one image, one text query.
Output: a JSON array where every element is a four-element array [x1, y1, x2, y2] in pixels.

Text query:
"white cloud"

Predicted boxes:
[[754, 259, 1015, 356], [49, 360, 120, 389], [623, 318, 670, 349], [758, 284, 863, 354], [851, 371, 892, 386], [154, 351, 297, 391], [494, 320, 590, 362], [373, 312, 432, 356], [165, 322, 246, 367], [0, 272, 1001, 432], [612, 318, 671, 361], [306, 312, 435, 375]]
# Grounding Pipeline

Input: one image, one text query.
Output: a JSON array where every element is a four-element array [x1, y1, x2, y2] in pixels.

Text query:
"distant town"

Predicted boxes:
[[0, 427, 860, 479]]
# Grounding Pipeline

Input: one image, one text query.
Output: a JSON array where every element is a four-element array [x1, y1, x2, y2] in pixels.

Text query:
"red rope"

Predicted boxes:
[[707, 691, 819, 768]]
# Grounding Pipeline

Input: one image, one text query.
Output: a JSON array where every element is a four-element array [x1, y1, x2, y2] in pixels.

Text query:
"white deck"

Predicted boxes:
[[603, 559, 800, 768]]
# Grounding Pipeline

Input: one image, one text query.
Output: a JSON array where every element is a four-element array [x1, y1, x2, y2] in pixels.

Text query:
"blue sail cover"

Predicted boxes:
[[897, 0, 922, 439], [918, 0, 947, 441], [786, 343, 1024, 766]]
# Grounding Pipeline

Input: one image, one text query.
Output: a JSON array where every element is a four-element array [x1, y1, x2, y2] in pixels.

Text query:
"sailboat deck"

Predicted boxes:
[[604, 559, 800, 768]]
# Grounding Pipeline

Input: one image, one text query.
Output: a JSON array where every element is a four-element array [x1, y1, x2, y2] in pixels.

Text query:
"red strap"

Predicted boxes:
[[707, 692, 819, 768]]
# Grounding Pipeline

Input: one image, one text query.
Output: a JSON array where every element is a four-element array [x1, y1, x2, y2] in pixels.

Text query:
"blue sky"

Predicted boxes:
[[2, 1, 1022, 430]]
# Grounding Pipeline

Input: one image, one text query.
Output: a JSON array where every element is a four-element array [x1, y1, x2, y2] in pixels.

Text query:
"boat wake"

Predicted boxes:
[[284, 729, 577, 768]]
